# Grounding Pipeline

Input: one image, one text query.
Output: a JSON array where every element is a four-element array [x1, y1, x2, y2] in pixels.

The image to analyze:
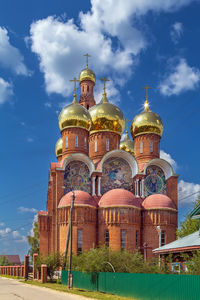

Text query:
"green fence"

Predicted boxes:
[[62, 270, 200, 300]]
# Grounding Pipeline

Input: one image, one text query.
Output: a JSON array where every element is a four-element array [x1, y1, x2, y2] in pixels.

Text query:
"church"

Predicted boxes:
[[38, 56, 178, 259]]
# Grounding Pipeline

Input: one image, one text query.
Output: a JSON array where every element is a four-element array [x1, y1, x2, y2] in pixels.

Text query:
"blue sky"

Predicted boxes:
[[0, 0, 200, 259]]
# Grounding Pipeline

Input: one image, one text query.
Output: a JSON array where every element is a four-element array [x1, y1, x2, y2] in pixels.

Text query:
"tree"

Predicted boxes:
[[177, 196, 200, 238], [0, 256, 9, 266], [27, 221, 39, 260]]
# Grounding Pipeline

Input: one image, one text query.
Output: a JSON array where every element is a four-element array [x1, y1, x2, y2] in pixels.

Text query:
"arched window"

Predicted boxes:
[[106, 138, 109, 151], [66, 136, 68, 149], [84, 137, 87, 149], [150, 141, 153, 153], [121, 229, 126, 251], [95, 139, 97, 152], [75, 136, 78, 147], [77, 229, 83, 254], [87, 85, 89, 92], [140, 142, 143, 153], [161, 231, 165, 246], [105, 230, 109, 248]]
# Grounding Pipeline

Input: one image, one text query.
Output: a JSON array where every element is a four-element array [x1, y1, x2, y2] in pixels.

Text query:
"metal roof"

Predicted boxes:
[[153, 231, 200, 253]]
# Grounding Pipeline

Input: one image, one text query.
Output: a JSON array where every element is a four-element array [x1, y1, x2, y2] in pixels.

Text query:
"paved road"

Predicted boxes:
[[0, 277, 90, 300]]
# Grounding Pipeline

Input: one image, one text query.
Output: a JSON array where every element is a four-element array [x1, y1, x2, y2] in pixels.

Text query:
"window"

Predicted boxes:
[[150, 141, 153, 153], [161, 231, 165, 246], [140, 142, 143, 153], [105, 230, 109, 248], [66, 136, 68, 149], [95, 139, 97, 152], [84, 137, 87, 149], [171, 263, 181, 273], [75, 136, 78, 147], [106, 138, 109, 151], [121, 230, 126, 250], [87, 85, 89, 92], [136, 230, 138, 249], [77, 229, 83, 254]]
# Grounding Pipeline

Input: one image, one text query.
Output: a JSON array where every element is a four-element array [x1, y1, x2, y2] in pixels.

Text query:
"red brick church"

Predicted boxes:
[[38, 57, 178, 259]]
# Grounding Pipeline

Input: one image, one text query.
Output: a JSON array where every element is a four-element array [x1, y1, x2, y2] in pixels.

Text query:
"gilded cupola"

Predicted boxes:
[[120, 131, 134, 156], [89, 78, 125, 135], [79, 53, 96, 84], [131, 86, 163, 139], [58, 77, 92, 131], [55, 138, 63, 157]]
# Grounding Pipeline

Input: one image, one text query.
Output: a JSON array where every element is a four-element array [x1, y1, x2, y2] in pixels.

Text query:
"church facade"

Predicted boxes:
[[38, 59, 178, 260]]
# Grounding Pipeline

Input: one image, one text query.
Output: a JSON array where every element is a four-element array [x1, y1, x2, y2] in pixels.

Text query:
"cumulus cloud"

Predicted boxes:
[[0, 227, 11, 237], [29, 214, 38, 237], [18, 206, 37, 213], [0, 77, 13, 104], [29, 0, 195, 99], [170, 22, 183, 44], [178, 180, 200, 205], [160, 149, 177, 170], [159, 58, 200, 96], [0, 27, 29, 75]]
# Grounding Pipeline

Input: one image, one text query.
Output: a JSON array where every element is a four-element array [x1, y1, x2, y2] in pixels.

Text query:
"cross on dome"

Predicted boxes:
[[70, 77, 79, 103], [100, 77, 110, 94], [84, 53, 91, 69], [142, 85, 152, 111], [125, 118, 131, 132]]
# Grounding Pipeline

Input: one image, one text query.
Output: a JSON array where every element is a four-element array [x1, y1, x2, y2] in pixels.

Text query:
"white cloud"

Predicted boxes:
[[159, 58, 200, 96], [44, 102, 52, 108], [27, 137, 34, 143], [0, 27, 29, 76], [160, 149, 177, 170], [0, 227, 11, 237], [178, 180, 200, 205], [29, 0, 195, 98], [94, 79, 121, 104], [0, 77, 13, 104], [18, 206, 37, 213], [170, 22, 183, 44], [29, 214, 38, 237], [0, 222, 4, 226]]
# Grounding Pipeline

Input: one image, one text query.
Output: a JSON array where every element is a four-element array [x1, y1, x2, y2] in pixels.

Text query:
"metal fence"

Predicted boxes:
[[62, 270, 200, 300]]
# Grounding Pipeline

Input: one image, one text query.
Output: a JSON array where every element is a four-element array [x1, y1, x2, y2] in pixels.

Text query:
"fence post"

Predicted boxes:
[[33, 253, 38, 280], [24, 255, 29, 280], [41, 264, 47, 283]]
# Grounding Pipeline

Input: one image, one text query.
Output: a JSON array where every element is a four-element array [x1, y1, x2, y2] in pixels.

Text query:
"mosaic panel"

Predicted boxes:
[[101, 157, 133, 194], [64, 161, 91, 194], [144, 165, 166, 196]]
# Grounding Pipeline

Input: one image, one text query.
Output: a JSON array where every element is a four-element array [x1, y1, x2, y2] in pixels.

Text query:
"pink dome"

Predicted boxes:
[[58, 191, 97, 208], [142, 194, 176, 210], [99, 189, 141, 208]]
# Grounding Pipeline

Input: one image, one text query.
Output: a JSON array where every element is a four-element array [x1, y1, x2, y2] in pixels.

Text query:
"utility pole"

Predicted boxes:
[[68, 191, 75, 289]]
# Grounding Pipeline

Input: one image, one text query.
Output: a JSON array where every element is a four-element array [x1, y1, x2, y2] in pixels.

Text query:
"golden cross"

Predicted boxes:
[[70, 77, 79, 95], [125, 118, 131, 131], [84, 53, 91, 68], [142, 85, 152, 101], [100, 77, 110, 94]]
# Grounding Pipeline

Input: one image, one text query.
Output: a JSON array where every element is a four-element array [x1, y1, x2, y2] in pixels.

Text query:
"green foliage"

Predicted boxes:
[[186, 251, 200, 275], [35, 252, 63, 280], [0, 256, 9, 266], [177, 196, 200, 238], [27, 221, 39, 260]]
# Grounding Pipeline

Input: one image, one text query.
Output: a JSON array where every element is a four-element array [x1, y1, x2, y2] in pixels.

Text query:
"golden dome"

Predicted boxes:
[[58, 95, 91, 131], [55, 138, 63, 157], [131, 100, 163, 138], [89, 92, 125, 135], [120, 131, 134, 156], [79, 67, 96, 83]]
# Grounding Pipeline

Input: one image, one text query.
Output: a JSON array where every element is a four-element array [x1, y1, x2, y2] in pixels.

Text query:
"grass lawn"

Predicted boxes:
[[0, 274, 22, 280], [23, 280, 136, 300]]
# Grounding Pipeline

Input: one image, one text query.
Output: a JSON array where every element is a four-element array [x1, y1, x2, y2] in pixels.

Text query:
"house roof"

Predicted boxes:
[[0, 255, 21, 265], [153, 231, 200, 254], [190, 204, 200, 219]]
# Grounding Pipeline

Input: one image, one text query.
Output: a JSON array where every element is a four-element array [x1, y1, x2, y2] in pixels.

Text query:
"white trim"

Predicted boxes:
[[58, 153, 95, 176], [99, 150, 138, 177], [92, 176, 96, 196], [144, 158, 174, 180]]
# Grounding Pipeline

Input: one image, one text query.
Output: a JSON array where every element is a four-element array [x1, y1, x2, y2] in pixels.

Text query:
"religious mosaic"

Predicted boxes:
[[101, 157, 133, 194], [144, 165, 166, 196], [64, 161, 91, 194]]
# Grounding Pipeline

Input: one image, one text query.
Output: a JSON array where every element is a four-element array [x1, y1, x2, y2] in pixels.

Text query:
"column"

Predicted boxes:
[[136, 179, 139, 197], [97, 177, 101, 196], [41, 264, 47, 283], [92, 176, 96, 196], [141, 179, 145, 198], [24, 255, 29, 280]]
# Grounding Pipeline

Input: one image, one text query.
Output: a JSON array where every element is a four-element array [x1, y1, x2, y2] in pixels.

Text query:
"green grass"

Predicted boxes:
[[0, 274, 22, 279], [23, 280, 136, 300]]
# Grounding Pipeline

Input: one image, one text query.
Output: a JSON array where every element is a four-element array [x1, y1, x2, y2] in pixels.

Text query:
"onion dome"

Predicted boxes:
[[142, 194, 176, 210], [131, 99, 163, 139], [55, 138, 63, 157], [89, 91, 125, 135], [58, 94, 91, 131], [79, 53, 96, 83], [58, 191, 97, 208], [120, 131, 134, 156], [99, 189, 141, 208]]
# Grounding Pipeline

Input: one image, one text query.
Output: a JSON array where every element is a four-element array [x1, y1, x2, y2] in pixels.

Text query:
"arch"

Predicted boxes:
[[58, 153, 95, 176], [144, 158, 174, 180], [99, 150, 138, 177]]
